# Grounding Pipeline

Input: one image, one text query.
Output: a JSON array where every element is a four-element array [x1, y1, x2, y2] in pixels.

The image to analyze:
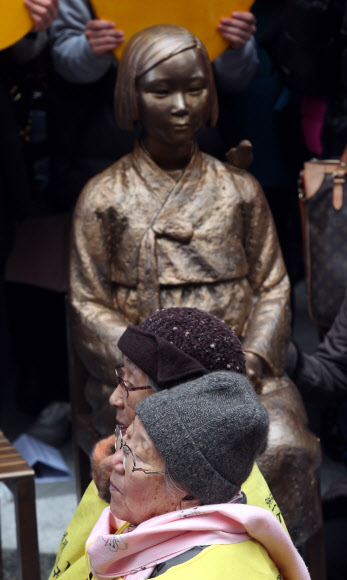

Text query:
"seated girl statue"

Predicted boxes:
[[69, 25, 321, 555], [85, 371, 310, 579], [70, 23, 288, 400]]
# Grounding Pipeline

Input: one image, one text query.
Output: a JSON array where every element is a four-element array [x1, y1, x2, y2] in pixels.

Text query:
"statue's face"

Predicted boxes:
[[137, 48, 210, 147]]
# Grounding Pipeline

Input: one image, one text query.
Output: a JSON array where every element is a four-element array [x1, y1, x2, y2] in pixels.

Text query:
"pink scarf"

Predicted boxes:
[[86, 503, 310, 580]]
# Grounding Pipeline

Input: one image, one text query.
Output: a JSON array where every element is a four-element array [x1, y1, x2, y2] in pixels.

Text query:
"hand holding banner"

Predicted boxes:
[[90, 0, 254, 61]]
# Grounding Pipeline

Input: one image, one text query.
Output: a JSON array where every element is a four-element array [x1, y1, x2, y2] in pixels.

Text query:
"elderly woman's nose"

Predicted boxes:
[[109, 384, 124, 408], [110, 449, 125, 472]]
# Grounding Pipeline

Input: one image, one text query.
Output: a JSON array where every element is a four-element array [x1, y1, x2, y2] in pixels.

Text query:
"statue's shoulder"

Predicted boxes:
[[77, 153, 135, 211], [201, 152, 261, 198]]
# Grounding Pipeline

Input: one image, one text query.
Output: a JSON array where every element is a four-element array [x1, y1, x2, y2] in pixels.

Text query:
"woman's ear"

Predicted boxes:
[[176, 495, 201, 511]]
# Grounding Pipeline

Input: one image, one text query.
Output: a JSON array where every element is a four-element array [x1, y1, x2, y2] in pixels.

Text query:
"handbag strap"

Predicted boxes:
[[332, 146, 347, 210], [340, 145, 347, 165]]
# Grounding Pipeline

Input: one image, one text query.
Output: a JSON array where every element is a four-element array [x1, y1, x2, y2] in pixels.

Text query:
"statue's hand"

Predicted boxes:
[[25, 0, 58, 32], [91, 434, 114, 502], [217, 11, 256, 49], [245, 351, 263, 394], [85, 19, 124, 56]]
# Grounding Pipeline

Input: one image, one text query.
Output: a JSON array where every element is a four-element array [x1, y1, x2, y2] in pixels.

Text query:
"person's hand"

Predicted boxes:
[[25, 0, 58, 32], [245, 351, 263, 393], [85, 20, 125, 56], [91, 434, 115, 502], [218, 11, 256, 49]]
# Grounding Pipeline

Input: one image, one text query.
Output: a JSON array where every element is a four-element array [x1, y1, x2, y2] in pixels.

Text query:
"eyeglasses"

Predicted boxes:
[[114, 364, 152, 399], [115, 424, 165, 475]]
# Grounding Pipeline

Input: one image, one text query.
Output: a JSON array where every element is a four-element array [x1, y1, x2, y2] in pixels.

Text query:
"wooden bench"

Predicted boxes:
[[0, 430, 40, 580]]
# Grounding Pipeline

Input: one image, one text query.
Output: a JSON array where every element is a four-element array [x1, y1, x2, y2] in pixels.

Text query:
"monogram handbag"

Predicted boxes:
[[299, 146, 347, 330]]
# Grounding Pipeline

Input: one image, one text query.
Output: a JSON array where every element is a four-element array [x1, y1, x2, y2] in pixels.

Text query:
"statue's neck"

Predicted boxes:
[[141, 135, 195, 171]]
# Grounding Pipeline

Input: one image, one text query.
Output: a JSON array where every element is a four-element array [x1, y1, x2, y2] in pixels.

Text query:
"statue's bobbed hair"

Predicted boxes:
[[115, 25, 219, 130]]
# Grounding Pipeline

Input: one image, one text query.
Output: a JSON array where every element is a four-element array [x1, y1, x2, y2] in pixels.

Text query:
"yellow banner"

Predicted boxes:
[[0, 0, 33, 50], [91, 0, 254, 61]]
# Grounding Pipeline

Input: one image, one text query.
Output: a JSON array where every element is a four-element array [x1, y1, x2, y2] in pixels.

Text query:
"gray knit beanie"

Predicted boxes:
[[136, 371, 269, 505]]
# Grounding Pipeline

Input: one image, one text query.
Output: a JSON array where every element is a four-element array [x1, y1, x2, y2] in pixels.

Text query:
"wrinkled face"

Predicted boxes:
[[109, 356, 155, 426], [136, 48, 210, 147], [109, 416, 185, 524]]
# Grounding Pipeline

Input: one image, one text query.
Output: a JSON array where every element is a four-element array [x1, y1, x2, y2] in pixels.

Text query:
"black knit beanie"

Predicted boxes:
[[136, 371, 269, 505], [118, 307, 246, 389]]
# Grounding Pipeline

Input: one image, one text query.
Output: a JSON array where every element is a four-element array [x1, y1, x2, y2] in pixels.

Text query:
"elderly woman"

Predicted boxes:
[[86, 372, 310, 579], [50, 308, 285, 580], [50, 307, 318, 579]]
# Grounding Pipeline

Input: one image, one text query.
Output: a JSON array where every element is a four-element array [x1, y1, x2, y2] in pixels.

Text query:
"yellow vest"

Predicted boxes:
[[242, 463, 287, 532], [49, 463, 286, 579], [48, 480, 108, 580], [153, 542, 281, 579]]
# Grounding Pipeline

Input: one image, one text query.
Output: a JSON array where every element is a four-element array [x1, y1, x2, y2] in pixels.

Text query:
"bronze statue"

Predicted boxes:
[[69, 25, 321, 545]]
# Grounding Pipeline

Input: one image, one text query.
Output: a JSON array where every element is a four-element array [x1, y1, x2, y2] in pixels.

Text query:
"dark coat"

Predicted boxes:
[[291, 290, 347, 403], [0, 49, 32, 261], [46, 66, 136, 211], [273, 0, 347, 157]]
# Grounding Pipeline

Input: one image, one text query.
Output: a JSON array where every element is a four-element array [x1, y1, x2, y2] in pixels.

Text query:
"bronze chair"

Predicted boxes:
[[66, 309, 99, 498]]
